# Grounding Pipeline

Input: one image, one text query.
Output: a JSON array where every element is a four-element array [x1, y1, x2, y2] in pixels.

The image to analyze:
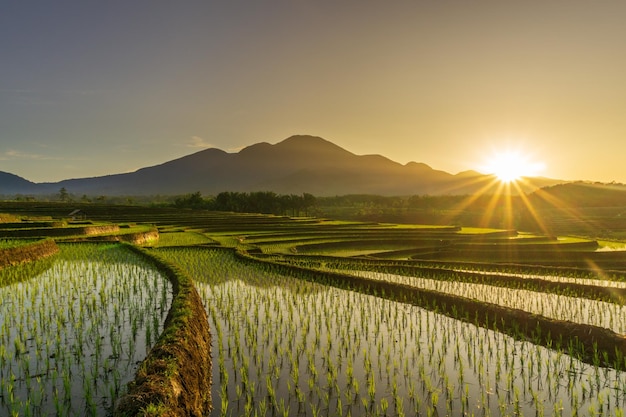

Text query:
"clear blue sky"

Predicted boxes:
[[2, 1, 626, 183]]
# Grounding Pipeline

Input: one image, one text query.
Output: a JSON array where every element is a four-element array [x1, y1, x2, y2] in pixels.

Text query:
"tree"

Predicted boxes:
[[174, 191, 207, 209], [302, 193, 317, 216], [58, 187, 70, 203]]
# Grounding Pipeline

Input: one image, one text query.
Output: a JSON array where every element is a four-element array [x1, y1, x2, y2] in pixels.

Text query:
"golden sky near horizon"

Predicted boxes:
[[1, 1, 625, 184]]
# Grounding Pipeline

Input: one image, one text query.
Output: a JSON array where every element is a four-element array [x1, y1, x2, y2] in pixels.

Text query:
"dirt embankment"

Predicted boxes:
[[63, 228, 160, 244], [0, 213, 21, 223], [0, 224, 121, 238], [0, 239, 59, 269], [83, 225, 121, 235], [119, 229, 160, 245], [114, 246, 212, 417]]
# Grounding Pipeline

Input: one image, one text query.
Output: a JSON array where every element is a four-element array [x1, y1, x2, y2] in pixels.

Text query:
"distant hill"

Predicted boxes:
[[2, 135, 565, 197], [529, 182, 626, 208], [0, 171, 40, 195]]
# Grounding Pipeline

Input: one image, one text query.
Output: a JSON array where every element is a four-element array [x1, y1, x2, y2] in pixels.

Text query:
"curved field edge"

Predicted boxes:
[[0, 223, 160, 245], [114, 245, 212, 417], [269, 254, 626, 305], [64, 227, 160, 245], [238, 250, 626, 370], [0, 238, 59, 268]]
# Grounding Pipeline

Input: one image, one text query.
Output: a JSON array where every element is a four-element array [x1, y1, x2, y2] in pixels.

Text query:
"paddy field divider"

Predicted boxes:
[[0, 238, 59, 268], [114, 245, 212, 417], [236, 249, 626, 370]]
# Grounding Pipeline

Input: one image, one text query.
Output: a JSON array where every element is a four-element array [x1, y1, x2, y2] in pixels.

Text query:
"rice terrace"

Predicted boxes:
[[4, 0, 626, 415], [1, 200, 626, 417]]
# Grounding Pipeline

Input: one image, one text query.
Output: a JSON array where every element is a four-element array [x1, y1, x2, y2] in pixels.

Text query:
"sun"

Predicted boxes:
[[483, 149, 545, 183]]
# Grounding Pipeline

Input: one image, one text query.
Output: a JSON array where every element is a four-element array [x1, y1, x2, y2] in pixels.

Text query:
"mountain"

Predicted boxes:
[[1, 135, 565, 197], [0, 171, 40, 195]]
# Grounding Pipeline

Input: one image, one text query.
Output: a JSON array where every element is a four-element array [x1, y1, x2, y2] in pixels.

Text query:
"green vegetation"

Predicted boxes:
[[114, 246, 211, 417], [0, 244, 172, 416], [159, 247, 626, 416], [146, 231, 214, 248], [172, 191, 317, 216], [1, 202, 626, 416], [0, 239, 35, 249]]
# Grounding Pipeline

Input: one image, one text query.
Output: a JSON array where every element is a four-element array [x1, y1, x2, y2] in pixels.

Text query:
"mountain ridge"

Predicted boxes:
[[1, 135, 565, 197]]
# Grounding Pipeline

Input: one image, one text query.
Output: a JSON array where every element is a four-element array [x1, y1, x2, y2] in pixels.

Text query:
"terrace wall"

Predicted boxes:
[[60, 228, 160, 245], [0, 224, 121, 238], [114, 246, 212, 417], [0, 239, 59, 268], [119, 229, 160, 245]]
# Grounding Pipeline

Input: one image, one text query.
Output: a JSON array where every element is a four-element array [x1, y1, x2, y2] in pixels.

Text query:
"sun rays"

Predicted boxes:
[[443, 146, 552, 232], [439, 165, 585, 241], [436, 165, 621, 279]]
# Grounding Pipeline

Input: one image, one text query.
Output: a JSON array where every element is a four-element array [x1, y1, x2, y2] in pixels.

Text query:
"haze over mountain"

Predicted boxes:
[[1, 135, 563, 197]]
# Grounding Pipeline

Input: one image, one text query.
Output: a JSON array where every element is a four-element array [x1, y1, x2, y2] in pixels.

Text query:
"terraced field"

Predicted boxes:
[[1, 203, 625, 416]]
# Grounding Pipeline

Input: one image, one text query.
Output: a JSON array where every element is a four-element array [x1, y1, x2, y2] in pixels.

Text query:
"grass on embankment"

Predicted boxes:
[[114, 245, 212, 417]]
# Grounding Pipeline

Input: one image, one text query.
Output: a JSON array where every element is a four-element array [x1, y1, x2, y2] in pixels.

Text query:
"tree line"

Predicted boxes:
[[173, 191, 317, 216]]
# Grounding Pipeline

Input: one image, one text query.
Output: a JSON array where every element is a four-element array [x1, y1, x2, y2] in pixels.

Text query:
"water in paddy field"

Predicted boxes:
[[0, 244, 172, 417], [173, 248, 626, 417], [344, 269, 626, 334]]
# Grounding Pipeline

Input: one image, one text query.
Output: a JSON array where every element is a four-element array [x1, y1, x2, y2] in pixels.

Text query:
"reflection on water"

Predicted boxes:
[[179, 248, 626, 417], [0, 244, 172, 416]]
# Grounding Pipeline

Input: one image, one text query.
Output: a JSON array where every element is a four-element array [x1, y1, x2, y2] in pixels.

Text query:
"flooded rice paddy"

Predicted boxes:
[[0, 244, 172, 416], [160, 247, 626, 417]]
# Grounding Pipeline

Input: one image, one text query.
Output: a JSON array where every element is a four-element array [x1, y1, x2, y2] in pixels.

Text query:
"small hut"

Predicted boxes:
[[67, 209, 87, 221]]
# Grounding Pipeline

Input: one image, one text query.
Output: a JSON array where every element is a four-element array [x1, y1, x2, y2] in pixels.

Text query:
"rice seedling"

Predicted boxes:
[[146, 230, 213, 248], [0, 239, 37, 249], [0, 243, 172, 416], [339, 269, 626, 333], [159, 246, 626, 416]]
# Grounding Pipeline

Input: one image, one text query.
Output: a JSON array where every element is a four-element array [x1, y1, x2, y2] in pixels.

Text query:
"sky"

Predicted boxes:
[[1, 1, 626, 184]]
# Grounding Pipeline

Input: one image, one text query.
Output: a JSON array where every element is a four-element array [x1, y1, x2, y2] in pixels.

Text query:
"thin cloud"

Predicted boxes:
[[0, 150, 59, 161], [187, 136, 213, 149], [0, 149, 85, 163]]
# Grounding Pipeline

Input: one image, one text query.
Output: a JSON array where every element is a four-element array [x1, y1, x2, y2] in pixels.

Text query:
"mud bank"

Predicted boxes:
[[0, 239, 59, 268], [71, 228, 160, 244], [115, 246, 212, 417], [0, 224, 121, 238]]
